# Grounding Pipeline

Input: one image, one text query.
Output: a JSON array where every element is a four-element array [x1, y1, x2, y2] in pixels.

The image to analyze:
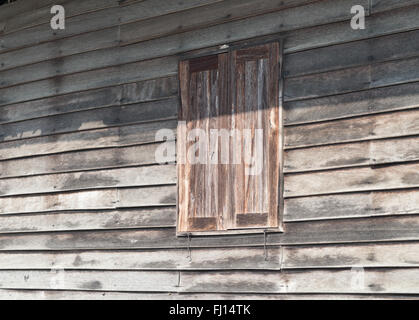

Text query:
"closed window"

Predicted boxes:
[[177, 42, 283, 234]]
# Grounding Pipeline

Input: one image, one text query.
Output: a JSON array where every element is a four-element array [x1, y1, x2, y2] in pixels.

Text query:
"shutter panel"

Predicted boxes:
[[178, 42, 281, 233], [228, 42, 281, 229], [178, 54, 229, 232]]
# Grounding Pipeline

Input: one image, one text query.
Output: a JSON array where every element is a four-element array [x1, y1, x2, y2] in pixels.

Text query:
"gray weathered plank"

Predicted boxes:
[[180, 268, 419, 293], [284, 81, 419, 125], [285, 108, 419, 148], [284, 136, 419, 173], [0, 76, 178, 125], [0, 207, 176, 233], [0, 185, 177, 215], [0, 270, 180, 292], [0, 242, 418, 270], [284, 29, 419, 78], [284, 189, 419, 221], [1, 215, 419, 249], [284, 163, 419, 197], [284, 56, 419, 101], [0, 247, 280, 270], [0, 0, 365, 91], [0, 98, 178, 143], [120, 0, 318, 45], [0, 56, 178, 107], [372, 0, 419, 13], [283, 242, 419, 269], [284, 5, 419, 53], [0, 119, 177, 161], [1, 0, 118, 35], [0, 143, 172, 178], [0, 0, 222, 53], [0, 289, 414, 300], [0, 165, 176, 197]]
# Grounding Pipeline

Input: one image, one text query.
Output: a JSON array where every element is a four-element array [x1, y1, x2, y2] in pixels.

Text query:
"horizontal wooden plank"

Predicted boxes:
[[0, 0, 57, 23], [0, 0, 222, 54], [0, 185, 176, 215], [180, 268, 419, 293], [0, 98, 178, 143], [0, 247, 280, 270], [0, 289, 415, 300], [284, 56, 419, 101], [372, 0, 419, 13], [0, 76, 178, 125], [283, 242, 419, 269], [0, 0, 364, 91], [1, 0, 118, 35], [0, 207, 176, 233], [0, 270, 180, 292], [284, 136, 419, 173], [0, 143, 172, 179], [0, 56, 178, 107], [0, 119, 177, 161], [1, 215, 419, 250], [284, 80, 419, 125], [120, 0, 318, 45], [284, 5, 419, 53], [0, 242, 418, 270], [285, 108, 419, 148], [284, 29, 419, 78], [0, 27, 119, 73], [285, 163, 419, 197], [0, 165, 176, 197], [118, 185, 177, 207], [284, 189, 419, 221]]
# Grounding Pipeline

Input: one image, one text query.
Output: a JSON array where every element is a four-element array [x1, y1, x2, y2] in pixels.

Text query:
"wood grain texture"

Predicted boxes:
[[0, 247, 281, 270], [284, 136, 419, 173], [284, 56, 419, 101], [0, 98, 178, 143], [283, 242, 419, 269], [284, 5, 419, 53], [372, 0, 419, 13], [0, 119, 177, 161], [0, 0, 364, 91], [0, 76, 178, 125], [0, 215, 419, 250], [284, 29, 419, 78], [285, 163, 419, 197], [180, 268, 419, 294], [0, 207, 176, 233], [0, 143, 171, 179], [0, 185, 177, 215], [0, 56, 178, 107], [285, 108, 419, 148], [0, 290, 416, 300], [0, 242, 418, 270], [1, 0, 118, 35], [284, 81, 419, 125], [0, 165, 176, 197], [0, 0, 222, 54], [284, 189, 419, 221]]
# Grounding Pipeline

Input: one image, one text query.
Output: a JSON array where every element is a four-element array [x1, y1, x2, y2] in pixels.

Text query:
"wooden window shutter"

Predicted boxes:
[[178, 42, 281, 233], [178, 54, 229, 232], [228, 42, 281, 230]]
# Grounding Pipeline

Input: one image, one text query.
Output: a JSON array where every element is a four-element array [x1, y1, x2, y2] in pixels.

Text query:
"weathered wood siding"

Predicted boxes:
[[0, 0, 418, 299]]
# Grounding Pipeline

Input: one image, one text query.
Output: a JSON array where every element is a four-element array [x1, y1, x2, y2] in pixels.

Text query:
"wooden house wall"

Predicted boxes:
[[0, 0, 418, 299]]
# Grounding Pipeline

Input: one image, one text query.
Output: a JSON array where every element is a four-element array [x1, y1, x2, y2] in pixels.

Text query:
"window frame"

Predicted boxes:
[[176, 37, 285, 237]]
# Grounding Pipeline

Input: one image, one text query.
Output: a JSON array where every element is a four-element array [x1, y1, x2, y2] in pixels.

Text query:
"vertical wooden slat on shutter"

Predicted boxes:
[[228, 42, 281, 229], [178, 54, 229, 232]]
